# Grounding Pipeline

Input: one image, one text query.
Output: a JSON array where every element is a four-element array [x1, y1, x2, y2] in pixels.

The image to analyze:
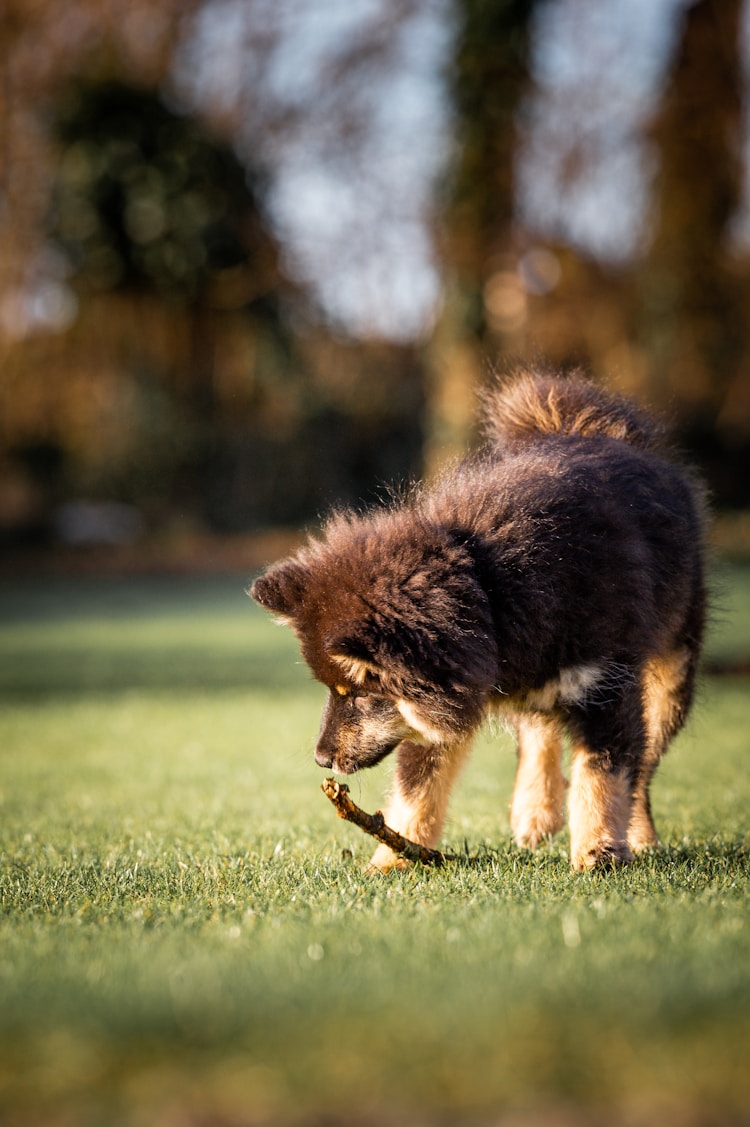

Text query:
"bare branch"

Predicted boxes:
[[321, 777, 455, 866]]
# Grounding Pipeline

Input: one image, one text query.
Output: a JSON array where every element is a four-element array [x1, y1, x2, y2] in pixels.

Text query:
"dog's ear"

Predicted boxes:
[[249, 560, 308, 623], [327, 630, 384, 686]]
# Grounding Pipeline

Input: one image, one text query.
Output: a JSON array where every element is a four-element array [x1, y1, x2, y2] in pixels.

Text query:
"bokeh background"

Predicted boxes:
[[2, 0, 750, 563]]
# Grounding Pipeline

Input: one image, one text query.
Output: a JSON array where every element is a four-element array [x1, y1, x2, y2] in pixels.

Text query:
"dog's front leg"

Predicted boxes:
[[368, 738, 473, 872], [510, 713, 567, 848]]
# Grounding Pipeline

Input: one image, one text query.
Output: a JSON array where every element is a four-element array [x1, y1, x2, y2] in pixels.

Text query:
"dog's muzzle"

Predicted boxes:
[[314, 745, 335, 769]]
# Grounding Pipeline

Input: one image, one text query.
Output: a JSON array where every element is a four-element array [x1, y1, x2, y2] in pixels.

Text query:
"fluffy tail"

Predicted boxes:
[[480, 369, 665, 453]]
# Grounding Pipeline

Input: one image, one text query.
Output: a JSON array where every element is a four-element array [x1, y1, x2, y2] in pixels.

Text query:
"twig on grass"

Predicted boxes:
[[321, 777, 456, 866]]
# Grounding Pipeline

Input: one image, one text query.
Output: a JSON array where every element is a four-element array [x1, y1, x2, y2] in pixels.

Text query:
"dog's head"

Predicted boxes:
[[250, 519, 498, 774]]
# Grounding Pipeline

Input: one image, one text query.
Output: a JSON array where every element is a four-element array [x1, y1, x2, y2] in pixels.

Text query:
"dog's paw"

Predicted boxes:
[[627, 815, 660, 854], [366, 844, 410, 873], [511, 807, 565, 850], [571, 839, 633, 872], [627, 829, 660, 854], [510, 770, 567, 850]]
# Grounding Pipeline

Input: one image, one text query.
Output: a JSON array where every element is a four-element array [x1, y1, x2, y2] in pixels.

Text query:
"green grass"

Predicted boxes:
[[1, 567, 749, 1126]]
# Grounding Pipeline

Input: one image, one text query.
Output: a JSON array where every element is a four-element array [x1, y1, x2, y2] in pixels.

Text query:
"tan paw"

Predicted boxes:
[[627, 811, 659, 853], [511, 806, 565, 849], [366, 844, 410, 873], [571, 839, 633, 872], [628, 828, 660, 853]]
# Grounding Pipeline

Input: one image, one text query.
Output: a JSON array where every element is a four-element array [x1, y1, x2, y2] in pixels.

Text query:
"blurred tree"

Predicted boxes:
[[44, 77, 425, 534], [429, 0, 750, 507], [637, 0, 750, 504], [426, 0, 546, 470], [54, 82, 272, 302], [51, 78, 288, 417], [0, 0, 201, 341], [0, 0, 429, 539], [447, 0, 540, 297]]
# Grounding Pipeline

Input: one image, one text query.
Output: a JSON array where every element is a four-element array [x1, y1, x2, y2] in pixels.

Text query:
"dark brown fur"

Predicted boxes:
[[251, 371, 707, 870]]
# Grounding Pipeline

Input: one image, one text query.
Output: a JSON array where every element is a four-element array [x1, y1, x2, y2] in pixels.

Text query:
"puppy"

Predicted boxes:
[[251, 371, 707, 871]]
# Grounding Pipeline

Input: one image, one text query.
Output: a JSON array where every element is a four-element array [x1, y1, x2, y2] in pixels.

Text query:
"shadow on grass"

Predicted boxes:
[[392, 837, 750, 884]]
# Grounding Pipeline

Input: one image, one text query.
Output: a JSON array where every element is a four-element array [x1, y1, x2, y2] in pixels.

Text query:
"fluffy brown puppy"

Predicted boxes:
[[251, 371, 707, 871]]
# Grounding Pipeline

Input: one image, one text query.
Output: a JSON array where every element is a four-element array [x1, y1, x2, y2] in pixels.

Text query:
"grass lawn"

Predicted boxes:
[[1, 565, 749, 1127]]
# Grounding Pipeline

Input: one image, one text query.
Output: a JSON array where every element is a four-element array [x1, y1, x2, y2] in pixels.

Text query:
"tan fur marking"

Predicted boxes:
[[510, 714, 567, 848], [329, 653, 379, 686], [495, 663, 604, 714], [627, 797, 659, 853], [524, 682, 559, 711], [642, 648, 689, 750], [628, 648, 690, 851], [394, 699, 445, 747], [558, 663, 603, 703], [568, 749, 633, 870], [271, 612, 296, 628], [369, 738, 473, 871]]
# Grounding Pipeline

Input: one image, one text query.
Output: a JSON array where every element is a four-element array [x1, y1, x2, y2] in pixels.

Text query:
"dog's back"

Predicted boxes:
[[425, 375, 706, 687]]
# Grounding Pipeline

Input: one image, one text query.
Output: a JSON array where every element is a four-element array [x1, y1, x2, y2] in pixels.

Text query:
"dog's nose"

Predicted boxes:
[[315, 745, 334, 769]]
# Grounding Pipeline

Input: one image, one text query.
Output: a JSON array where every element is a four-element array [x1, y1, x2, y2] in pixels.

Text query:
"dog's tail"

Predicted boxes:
[[480, 369, 666, 453]]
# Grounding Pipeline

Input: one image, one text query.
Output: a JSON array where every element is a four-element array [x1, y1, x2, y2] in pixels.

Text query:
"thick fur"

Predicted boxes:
[[251, 370, 707, 871]]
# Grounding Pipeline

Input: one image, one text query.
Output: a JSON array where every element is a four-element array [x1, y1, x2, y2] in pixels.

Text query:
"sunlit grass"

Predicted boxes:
[[1, 569, 749, 1126]]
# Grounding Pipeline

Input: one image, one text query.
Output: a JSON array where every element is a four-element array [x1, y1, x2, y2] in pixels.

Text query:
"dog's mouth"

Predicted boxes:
[[327, 739, 402, 775]]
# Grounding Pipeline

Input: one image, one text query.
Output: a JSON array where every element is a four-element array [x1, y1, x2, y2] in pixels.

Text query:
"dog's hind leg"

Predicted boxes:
[[510, 713, 566, 848], [567, 681, 645, 871], [568, 751, 633, 870], [628, 646, 695, 852], [368, 738, 473, 872]]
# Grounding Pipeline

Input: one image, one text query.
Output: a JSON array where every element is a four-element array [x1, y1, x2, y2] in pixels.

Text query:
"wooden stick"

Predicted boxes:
[[321, 777, 455, 866]]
